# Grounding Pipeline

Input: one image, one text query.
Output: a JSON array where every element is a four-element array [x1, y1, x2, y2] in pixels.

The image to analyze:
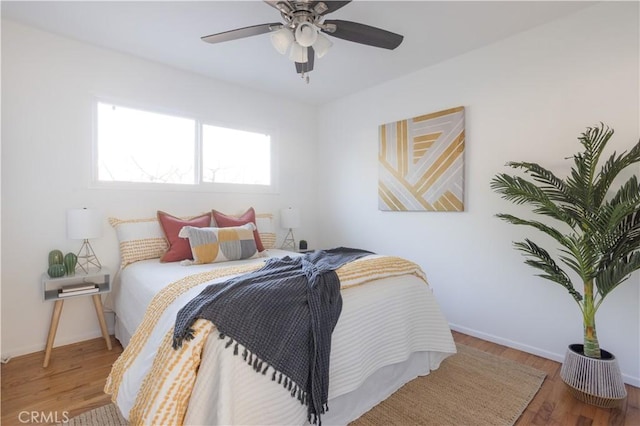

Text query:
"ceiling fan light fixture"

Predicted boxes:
[[295, 22, 318, 48], [313, 32, 332, 58], [288, 42, 308, 63], [201, 1, 405, 79], [270, 27, 294, 54]]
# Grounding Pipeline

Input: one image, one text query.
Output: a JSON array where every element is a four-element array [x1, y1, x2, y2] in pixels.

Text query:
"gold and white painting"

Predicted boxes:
[[378, 106, 465, 211]]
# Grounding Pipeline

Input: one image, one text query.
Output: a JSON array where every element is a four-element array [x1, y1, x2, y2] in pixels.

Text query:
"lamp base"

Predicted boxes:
[[76, 239, 102, 274], [280, 229, 296, 251]]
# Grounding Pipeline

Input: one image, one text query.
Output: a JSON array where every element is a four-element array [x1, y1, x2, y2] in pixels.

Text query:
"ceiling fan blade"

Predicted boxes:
[[201, 23, 282, 44], [295, 47, 315, 74], [312, 1, 352, 15], [322, 20, 403, 50]]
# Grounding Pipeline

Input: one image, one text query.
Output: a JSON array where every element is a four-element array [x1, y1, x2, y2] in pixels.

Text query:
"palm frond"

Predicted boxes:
[[491, 175, 576, 226], [558, 253, 594, 280], [609, 175, 640, 207], [504, 161, 578, 203], [595, 251, 640, 298], [594, 141, 640, 205], [490, 174, 548, 205], [598, 209, 640, 270], [590, 182, 640, 260], [495, 213, 569, 243], [556, 233, 598, 279], [513, 239, 582, 303], [578, 124, 613, 182], [565, 124, 614, 213]]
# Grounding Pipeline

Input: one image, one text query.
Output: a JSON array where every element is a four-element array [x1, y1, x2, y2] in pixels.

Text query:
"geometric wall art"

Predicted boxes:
[[378, 106, 465, 211]]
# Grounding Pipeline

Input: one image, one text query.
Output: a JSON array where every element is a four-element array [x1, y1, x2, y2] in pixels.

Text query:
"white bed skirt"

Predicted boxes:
[[115, 318, 449, 425]]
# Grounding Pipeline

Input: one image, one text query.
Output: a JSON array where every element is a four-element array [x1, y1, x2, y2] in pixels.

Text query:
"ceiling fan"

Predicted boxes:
[[201, 0, 404, 82]]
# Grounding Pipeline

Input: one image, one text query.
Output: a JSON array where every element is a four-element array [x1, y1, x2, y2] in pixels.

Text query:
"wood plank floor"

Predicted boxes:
[[452, 332, 640, 426], [1, 332, 638, 425]]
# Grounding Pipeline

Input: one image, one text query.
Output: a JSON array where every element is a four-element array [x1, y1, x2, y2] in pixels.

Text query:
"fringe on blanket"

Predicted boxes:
[[223, 331, 328, 423]]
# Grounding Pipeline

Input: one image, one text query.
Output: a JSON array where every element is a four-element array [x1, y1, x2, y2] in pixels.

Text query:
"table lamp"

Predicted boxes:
[[280, 207, 300, 250], [67, 208, 103, 273]]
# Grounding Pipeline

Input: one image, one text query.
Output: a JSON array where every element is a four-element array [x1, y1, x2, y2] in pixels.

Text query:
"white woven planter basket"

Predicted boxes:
[[560, 344, 627, 408]]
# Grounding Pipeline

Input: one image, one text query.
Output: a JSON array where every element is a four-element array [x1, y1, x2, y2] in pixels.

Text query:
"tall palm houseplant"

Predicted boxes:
[[490, 124, 640, 405]]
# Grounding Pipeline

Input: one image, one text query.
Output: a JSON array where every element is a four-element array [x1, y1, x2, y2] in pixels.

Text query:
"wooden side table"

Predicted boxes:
[[41, 268, 112, 367]]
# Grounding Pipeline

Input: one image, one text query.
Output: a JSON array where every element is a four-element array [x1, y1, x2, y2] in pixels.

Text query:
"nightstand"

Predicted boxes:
[[41, 268, 112, 367]]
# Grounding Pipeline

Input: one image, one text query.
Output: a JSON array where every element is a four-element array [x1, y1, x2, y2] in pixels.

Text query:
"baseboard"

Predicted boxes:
[[1, 323, 116, 362], [450, 323, 640, 388]]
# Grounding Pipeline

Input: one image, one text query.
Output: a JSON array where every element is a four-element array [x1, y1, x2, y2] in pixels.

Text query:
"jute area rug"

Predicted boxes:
[[63, 344, 545, 426], [351, 344, 546, 426]]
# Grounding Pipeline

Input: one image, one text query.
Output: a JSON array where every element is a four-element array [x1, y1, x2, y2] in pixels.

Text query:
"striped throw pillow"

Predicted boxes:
[[109, 217, 168, 269]]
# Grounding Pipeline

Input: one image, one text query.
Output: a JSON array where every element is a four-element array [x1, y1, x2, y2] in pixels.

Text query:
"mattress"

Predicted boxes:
[[109, 249, 456, 425]]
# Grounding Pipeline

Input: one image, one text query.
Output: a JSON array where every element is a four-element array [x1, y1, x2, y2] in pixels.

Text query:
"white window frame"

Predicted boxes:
[[90, 97, 278, 194]]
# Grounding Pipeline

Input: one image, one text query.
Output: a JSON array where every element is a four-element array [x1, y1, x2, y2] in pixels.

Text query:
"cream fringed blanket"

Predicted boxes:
[[105, 254, 456, 425]]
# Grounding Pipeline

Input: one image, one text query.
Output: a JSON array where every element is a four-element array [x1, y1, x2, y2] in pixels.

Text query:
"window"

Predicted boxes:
[[96, 103, 195, 184], [94, 101, 272, 190], [202, 124, 271, 186]]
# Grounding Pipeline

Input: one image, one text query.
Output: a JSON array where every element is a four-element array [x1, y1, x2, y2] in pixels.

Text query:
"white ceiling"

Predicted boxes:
[[2, 1, 595, 106]]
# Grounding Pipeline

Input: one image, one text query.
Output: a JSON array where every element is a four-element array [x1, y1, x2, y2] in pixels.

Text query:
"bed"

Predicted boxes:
[[104, 211, 456, 425]]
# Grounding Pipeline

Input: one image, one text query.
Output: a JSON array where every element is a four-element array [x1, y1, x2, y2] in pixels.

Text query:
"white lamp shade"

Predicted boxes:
[[280, 207, 301, 229], [67, 208, 103, 240], [288, 42, 308, 63], [270, 27, 294, 54], [313, 33, 333, 58], [295, 22, 318, 48]]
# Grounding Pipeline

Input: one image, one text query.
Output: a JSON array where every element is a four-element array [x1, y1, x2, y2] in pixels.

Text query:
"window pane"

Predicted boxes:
[[202, 125, 271, 185], [97, 102, 195, 184]]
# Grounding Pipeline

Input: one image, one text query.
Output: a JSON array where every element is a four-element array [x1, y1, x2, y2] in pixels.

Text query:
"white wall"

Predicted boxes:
[[317, 2, 640, 385], [2, 2, 639, 388], [1, 20, 319, 357]]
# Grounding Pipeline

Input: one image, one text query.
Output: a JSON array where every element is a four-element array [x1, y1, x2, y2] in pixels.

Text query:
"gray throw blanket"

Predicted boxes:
[[172, 247, 372, 424]]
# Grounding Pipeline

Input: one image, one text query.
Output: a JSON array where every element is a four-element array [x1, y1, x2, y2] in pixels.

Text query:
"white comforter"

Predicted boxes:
[[106, 250, 456, 425]]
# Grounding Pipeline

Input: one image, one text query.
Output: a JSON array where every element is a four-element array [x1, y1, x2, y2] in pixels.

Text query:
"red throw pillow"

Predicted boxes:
[[212, 207, 265, 252], [157, 211, 212, 262]]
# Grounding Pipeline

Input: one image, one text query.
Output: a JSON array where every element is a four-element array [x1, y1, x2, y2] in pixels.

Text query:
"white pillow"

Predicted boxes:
[[109, 217, 168, 269], [255, 213, 276, 249]]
